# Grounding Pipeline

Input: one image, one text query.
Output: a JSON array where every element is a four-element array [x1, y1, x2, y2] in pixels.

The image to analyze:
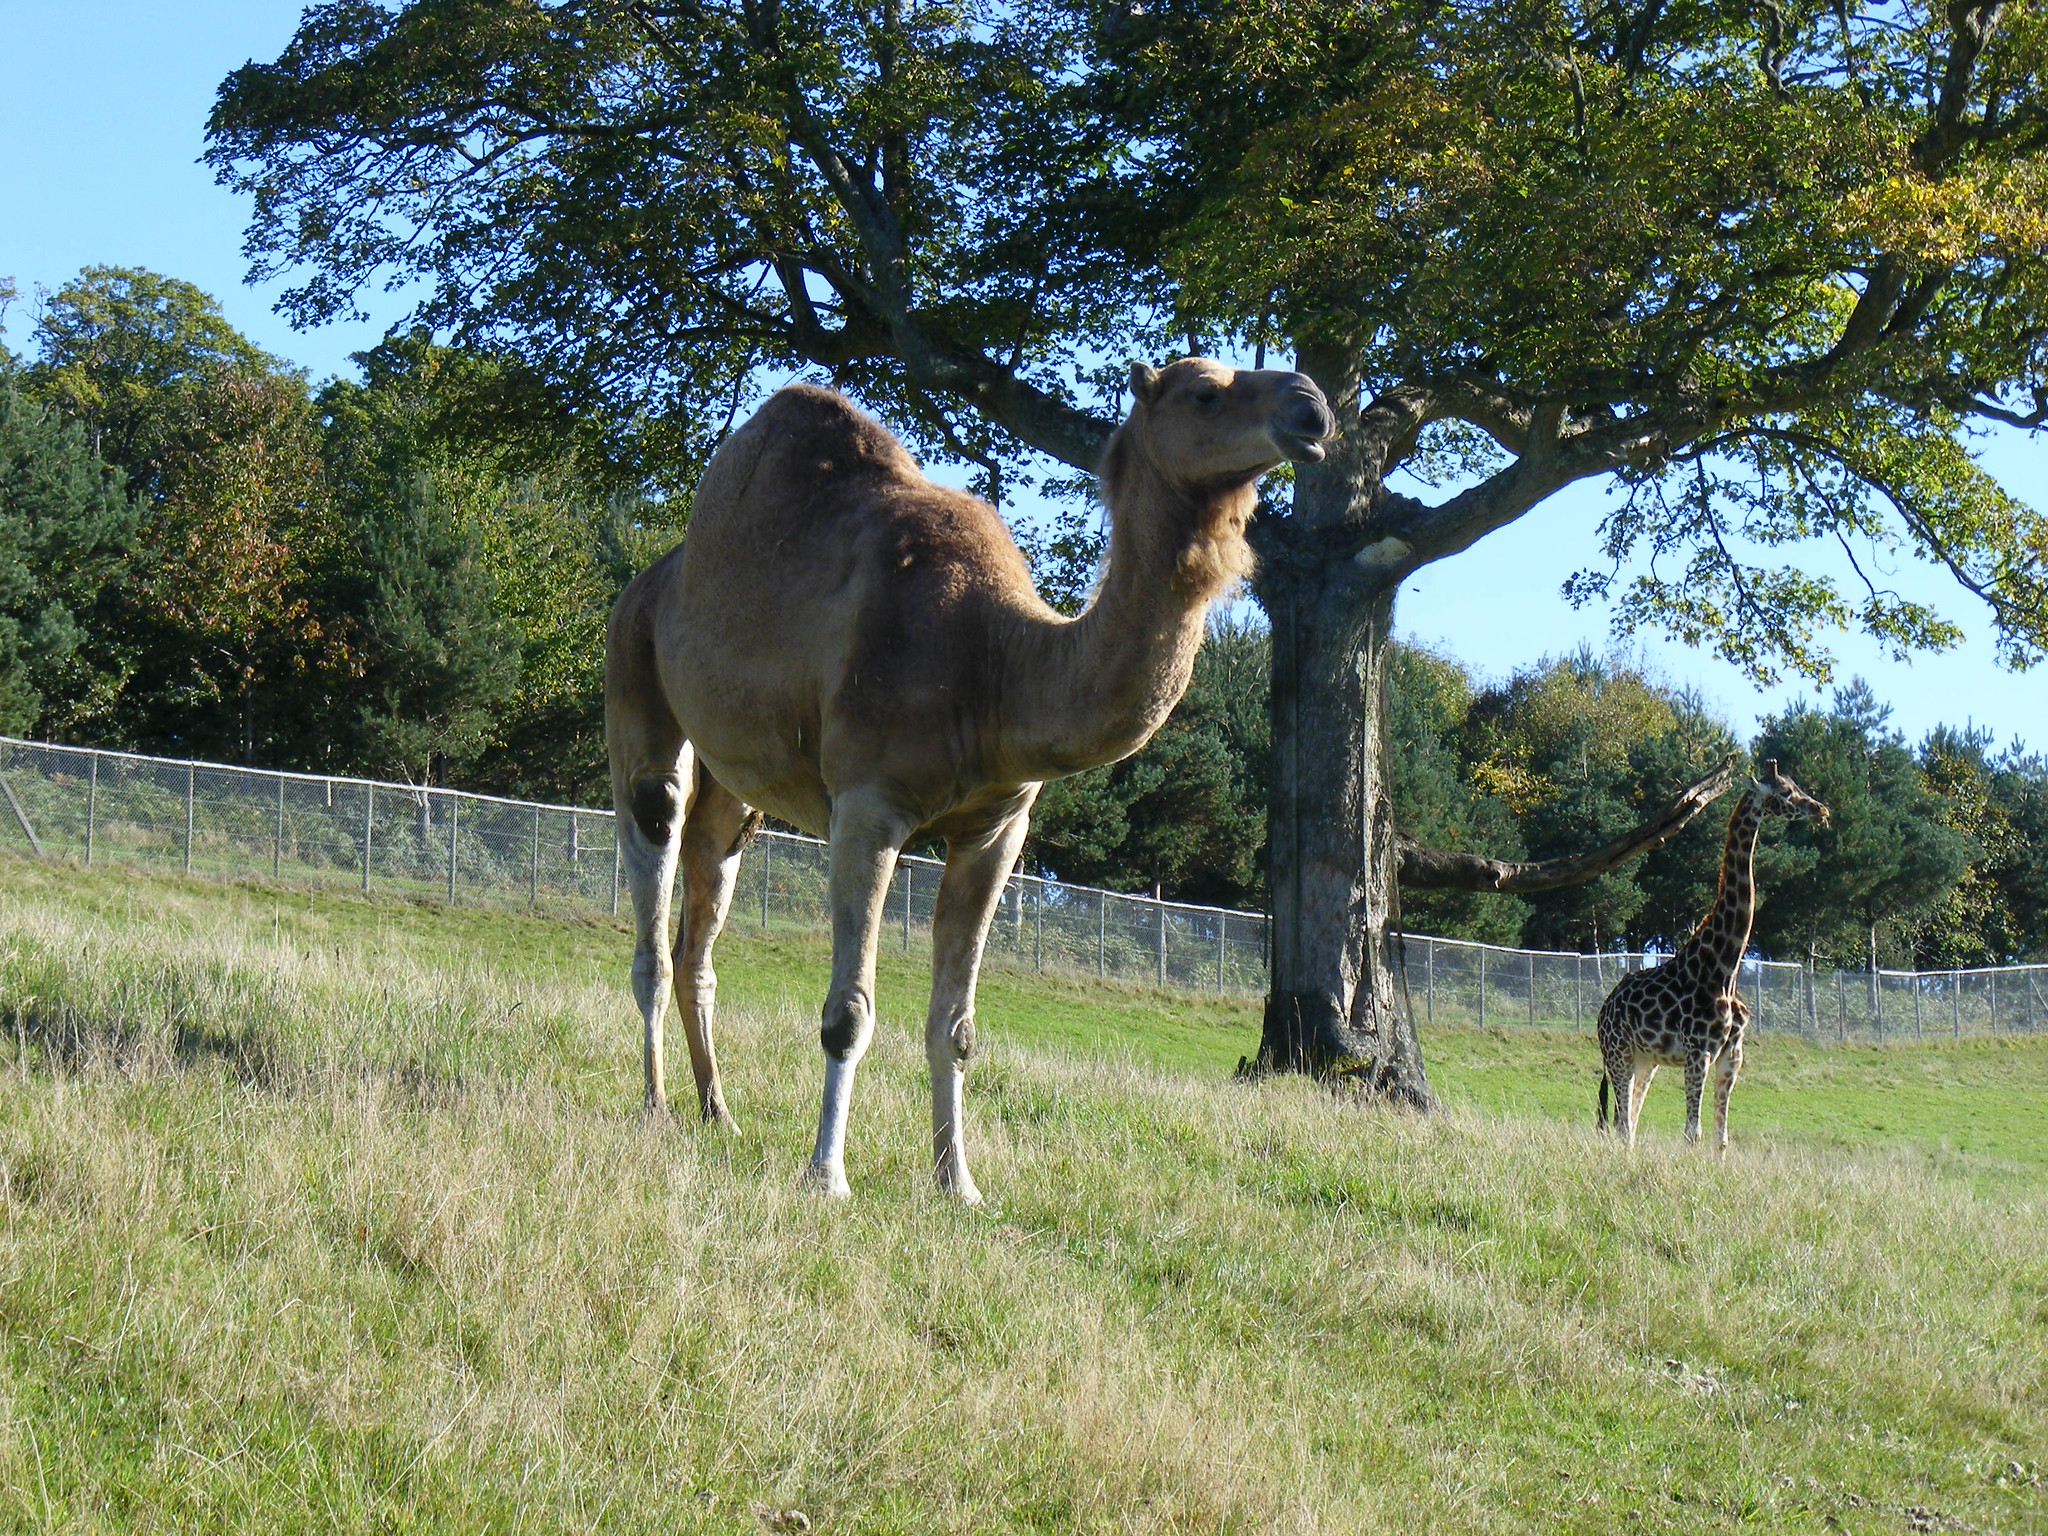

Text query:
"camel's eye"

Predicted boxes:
[[1190, 386, 1222, 410]]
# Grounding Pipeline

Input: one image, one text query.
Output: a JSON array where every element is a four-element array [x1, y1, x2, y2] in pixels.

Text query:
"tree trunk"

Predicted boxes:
[[1247, 345, 1432, 1108]]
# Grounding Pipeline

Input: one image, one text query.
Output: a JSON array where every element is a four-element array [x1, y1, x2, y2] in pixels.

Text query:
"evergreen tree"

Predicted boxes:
[[1383, 643, 1526, 944], [327, 482, 518, 786], [1752, 683, 1974, 968], [1028, 619, 1268, 904], [1987, 748, 2048, 962], [0, 372, 136, 735]]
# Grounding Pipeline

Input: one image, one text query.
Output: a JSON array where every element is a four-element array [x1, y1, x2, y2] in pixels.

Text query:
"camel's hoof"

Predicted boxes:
[[938, 1177, 983, 1206], [641, 1096, 672, 1121], [800, 1163, 852, 1200], [701, 1104, 742, 1136]]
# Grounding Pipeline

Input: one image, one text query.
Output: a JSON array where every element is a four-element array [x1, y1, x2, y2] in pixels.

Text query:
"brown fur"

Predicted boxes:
[[605, 358, 1333, 1198]]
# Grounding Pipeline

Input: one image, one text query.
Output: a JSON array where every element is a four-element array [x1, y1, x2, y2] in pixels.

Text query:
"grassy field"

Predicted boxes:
[[0, 855, 2043, 1532]]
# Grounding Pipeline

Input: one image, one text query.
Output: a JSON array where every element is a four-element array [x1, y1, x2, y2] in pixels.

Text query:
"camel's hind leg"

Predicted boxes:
[[609, 666, 690, 1114], [806, 787, 916, 1198], [674, 767, 758, 1127], [926, 800, 1035, 1203]]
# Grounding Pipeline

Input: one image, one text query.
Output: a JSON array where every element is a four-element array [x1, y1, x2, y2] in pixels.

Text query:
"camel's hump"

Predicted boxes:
[[741, 384, 921, 481]]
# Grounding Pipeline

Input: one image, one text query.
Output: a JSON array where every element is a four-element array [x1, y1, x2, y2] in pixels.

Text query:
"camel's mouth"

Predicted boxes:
[[1274, 431, 1328, 464]]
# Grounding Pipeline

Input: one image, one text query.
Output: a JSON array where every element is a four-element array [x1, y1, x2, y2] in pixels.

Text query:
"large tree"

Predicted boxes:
[[210, 0, 2048, 1104]]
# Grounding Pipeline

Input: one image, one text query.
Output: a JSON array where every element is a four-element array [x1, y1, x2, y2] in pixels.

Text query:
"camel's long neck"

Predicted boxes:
[[1004, 444, 1249, 778], [1681, 792, 1766, 992]]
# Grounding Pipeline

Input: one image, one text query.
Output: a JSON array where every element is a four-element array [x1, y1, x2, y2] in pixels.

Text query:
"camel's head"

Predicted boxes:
[[1126, 358, 1336, 483], [1752, 760, 1830, 825]]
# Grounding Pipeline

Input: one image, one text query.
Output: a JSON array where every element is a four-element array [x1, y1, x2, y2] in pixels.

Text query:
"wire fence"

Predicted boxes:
[[1, 736, 2041, 1043]]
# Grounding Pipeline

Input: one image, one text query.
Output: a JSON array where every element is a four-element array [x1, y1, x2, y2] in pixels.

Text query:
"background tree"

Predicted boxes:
[[1752, 682, 1975, 970], [1029, 617, 1269, 904], [315, 332, 675, 796], [25, 268, 333, 760], [1383, 643, 1529, 945], [0, 370, 136, 735], [209, 1, 2048, 1103], [324, 480, 519, 786]]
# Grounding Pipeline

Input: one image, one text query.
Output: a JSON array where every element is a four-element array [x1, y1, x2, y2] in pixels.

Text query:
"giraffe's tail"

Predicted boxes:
[[1596, 1073, 1610, 1130]]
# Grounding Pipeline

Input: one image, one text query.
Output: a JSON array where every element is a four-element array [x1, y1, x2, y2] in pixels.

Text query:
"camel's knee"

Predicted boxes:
[[821, 991, 874, 1062], [631, 949, 672, 1010], [629, 773, 683, 849], [928, 1013, 974, 1068]]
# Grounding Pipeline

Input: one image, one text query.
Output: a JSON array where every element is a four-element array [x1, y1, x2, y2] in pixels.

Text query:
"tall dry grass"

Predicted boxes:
[[0, 880, 2041, 1533]]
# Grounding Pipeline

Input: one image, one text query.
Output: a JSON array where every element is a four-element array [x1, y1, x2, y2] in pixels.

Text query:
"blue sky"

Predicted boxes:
[[4, 1, 2042, 747]]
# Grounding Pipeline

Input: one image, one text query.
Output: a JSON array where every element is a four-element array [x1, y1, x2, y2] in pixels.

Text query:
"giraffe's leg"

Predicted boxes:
[[1624, 1061, 1656, 1149], [804, 787, 915, 1199], [1713, 1039, 1744, 1155], [672, 767, 756, 1128], [1682, 1051, 1709, 1144], [610, 709, 690, 1115], [926, 799, 1035, 1203], [1597, 1010, 1634, 1139]]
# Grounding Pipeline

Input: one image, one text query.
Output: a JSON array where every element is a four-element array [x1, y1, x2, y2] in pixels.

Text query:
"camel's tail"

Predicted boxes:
[[1596, 1074, 1610, 1130]]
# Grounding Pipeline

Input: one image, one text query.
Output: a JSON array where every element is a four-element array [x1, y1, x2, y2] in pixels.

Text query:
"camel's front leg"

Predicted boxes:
[[806, 789, 914, 1199], [927, 802, 1036, 1203]]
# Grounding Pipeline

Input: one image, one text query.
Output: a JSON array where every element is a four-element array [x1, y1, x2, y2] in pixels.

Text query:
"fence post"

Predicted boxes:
[[1477, 947, 1487, 1029], [85, 753, 97, 867], [1989, 970, 1998, 1036], [1953, 971, 1962, 1039], [184, 762, 196, 874], [1097, 894, 1106, 977], [361, 785, 373, 893], [610, 815, 621, 917], [1573, 952, 1582, 1030], [1034, 884, 1043, 973], [447, 794, 460, 906], [1216, 915, 1226, 994], [529, 805, 541, 905], [902, 864, 912, 952], [1155, 896, 1167, 989], [760, 835, 771, 930], [1754, 959, 1765, 1033], [1426, 938, 1434, 1024], [1913, 975, 1923, 1041], [273, 773, 285, 879], [1527, 950, 1536, 1027]]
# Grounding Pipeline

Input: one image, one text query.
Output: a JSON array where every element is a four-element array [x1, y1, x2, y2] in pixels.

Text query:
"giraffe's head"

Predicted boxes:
[[1752, 760, 1830, 825]]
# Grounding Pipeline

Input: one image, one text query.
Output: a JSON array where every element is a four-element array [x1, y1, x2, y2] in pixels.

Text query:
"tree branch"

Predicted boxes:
[[1397, 753, 1741, 892]]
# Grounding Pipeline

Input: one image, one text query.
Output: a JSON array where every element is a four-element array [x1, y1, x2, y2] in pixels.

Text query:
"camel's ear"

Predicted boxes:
[[1128, 360, 1161, 407]]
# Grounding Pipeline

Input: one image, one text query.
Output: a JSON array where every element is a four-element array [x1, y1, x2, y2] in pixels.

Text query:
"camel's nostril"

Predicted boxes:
[[1280, 393, 1335, 442]]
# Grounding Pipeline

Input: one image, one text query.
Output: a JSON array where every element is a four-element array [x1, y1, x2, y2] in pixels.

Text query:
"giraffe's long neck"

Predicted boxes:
[[1682, 791, 1766, 994]]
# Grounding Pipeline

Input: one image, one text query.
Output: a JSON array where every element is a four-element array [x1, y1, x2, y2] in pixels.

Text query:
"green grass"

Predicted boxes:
[[0, 855, 2043, 1532]]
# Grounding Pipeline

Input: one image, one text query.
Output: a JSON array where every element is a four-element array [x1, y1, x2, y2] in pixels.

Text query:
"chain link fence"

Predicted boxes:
[[1397, 934, 2045, 1044], [2, 736, 2041, 1040]]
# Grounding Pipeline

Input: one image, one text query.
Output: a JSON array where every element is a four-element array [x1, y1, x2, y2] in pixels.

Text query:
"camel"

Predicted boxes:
[[605, 357, 1334, 1199]]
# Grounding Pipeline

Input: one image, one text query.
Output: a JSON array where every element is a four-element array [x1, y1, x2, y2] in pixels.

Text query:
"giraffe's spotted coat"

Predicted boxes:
[[1596, 762, 1828, 1152]]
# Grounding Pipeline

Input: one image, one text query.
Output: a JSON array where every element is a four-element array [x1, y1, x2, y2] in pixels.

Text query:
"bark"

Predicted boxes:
[[1248, 345, 1431, 1106]]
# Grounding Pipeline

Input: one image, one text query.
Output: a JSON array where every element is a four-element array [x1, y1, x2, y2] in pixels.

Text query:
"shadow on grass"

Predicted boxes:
[[0, 999, 470, 1107]]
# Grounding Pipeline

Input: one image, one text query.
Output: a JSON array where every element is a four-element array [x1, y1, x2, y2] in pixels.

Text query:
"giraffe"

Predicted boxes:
[[1596, 761, 1829, 1152]]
